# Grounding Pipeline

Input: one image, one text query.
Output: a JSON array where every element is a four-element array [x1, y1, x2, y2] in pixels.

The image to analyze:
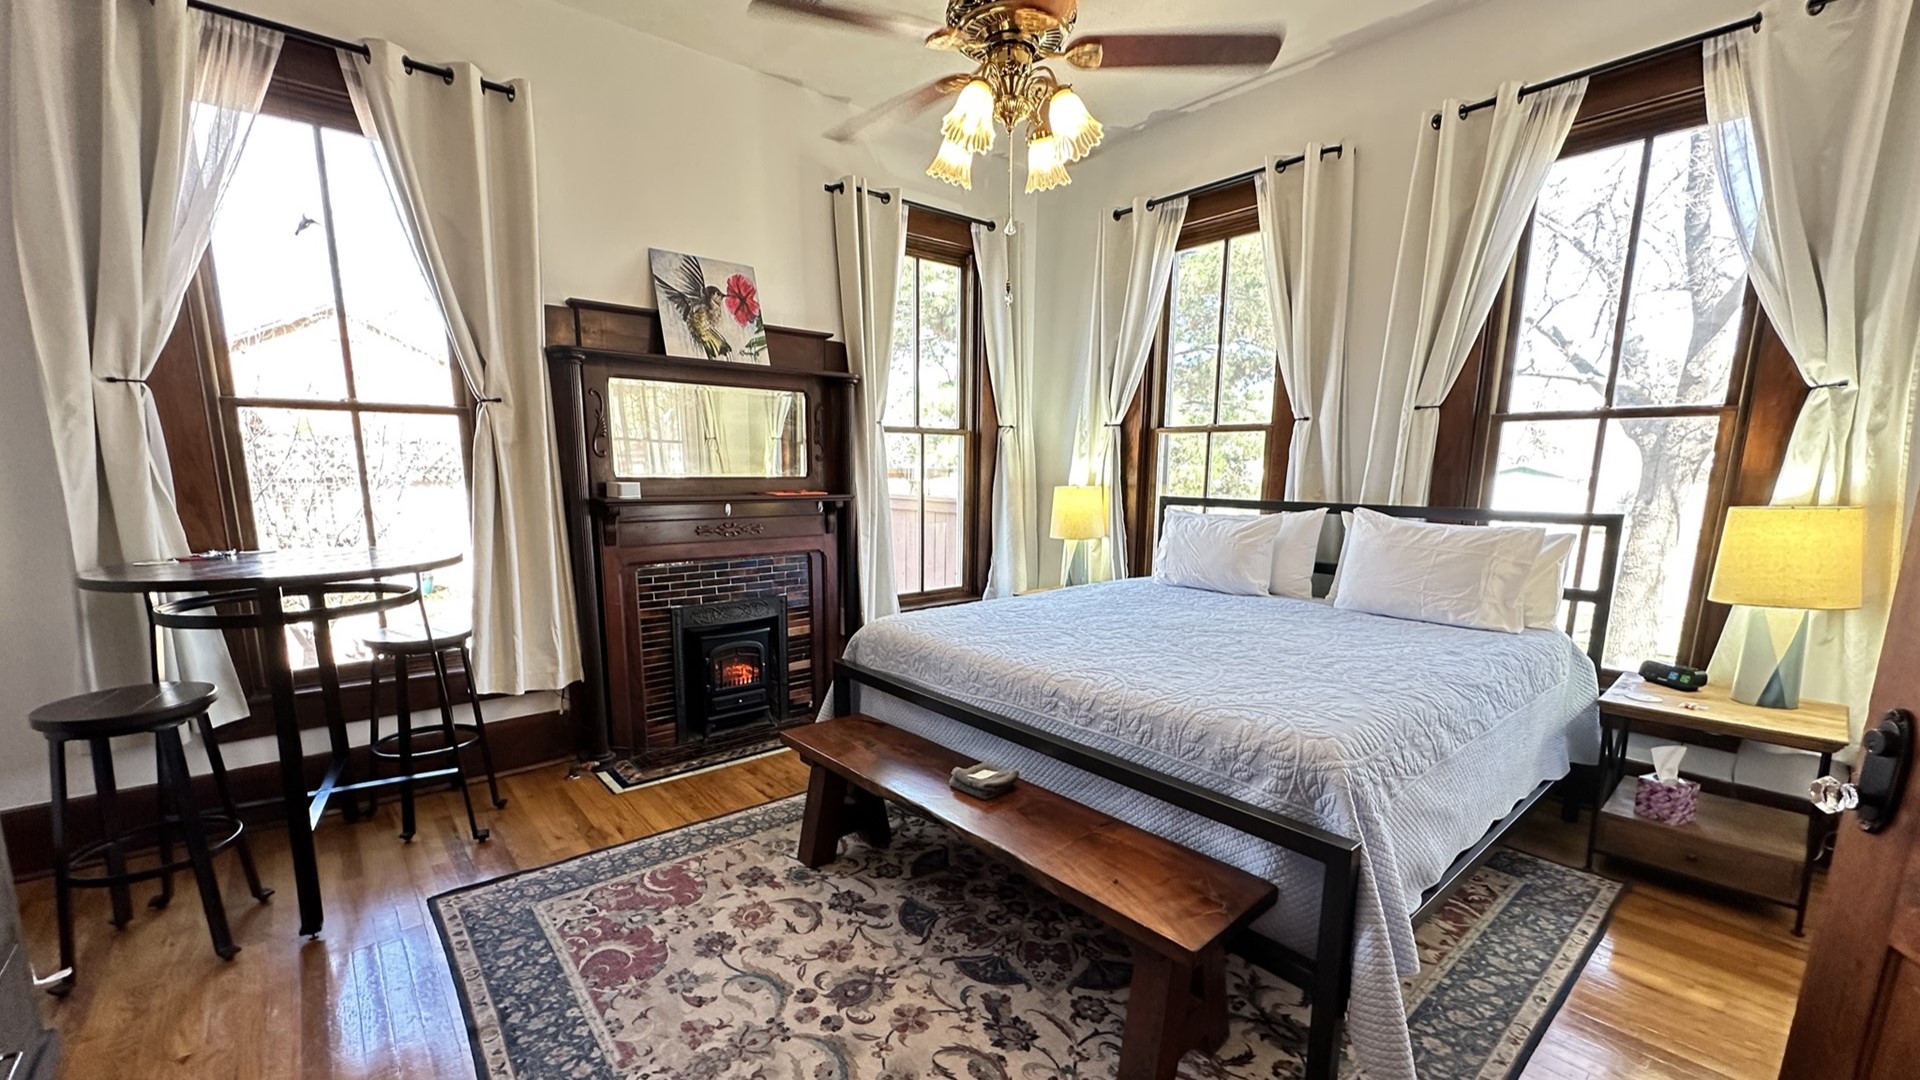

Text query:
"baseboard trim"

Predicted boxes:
[[3, 709, 576, 882]]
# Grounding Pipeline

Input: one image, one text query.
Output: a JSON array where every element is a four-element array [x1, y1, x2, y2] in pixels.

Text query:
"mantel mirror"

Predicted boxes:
[[606, 376, 809, 480]]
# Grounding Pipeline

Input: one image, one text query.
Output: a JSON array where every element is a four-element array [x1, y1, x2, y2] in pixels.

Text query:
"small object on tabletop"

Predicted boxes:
[[949, 763, 1018, 799], [1639, 658, 1708, 692], [1633, 744, 1700, 826]]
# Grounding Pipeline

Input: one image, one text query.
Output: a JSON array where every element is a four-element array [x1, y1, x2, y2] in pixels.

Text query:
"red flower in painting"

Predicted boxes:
[[725, 274, 760, 327]]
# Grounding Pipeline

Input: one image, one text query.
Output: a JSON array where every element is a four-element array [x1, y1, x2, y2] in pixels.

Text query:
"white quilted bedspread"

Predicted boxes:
[[832, 579, 1599, 1080]]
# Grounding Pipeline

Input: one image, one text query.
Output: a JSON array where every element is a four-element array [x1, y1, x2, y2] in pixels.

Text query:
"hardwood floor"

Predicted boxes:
[[11, 754, 1808, 1080]]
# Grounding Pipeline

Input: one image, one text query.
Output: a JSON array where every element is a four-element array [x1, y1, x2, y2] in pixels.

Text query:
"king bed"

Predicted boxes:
[[824, 498, 1624, 1080]]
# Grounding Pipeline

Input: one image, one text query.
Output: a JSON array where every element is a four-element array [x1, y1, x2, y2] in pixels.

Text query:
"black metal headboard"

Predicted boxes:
[[1158, 496, 1625, 672]]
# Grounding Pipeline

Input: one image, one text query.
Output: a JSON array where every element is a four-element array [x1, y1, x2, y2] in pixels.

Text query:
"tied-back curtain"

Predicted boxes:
[[1256, 145, 1356, 501], [11, 0, 280, 720], [1073, 196, 1187, 582], [1703, 4, 1920, 739], [1361, 80, 1585, 503], [972, 222, 1037, 598], [341, 42, 581, 695], [830, 176, 908, 622]]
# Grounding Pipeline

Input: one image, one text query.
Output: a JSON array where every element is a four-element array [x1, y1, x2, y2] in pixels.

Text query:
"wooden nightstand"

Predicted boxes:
[[1589, 678, 1850, 934]]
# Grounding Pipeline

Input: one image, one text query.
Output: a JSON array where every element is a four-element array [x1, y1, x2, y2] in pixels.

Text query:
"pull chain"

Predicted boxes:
[[1005, 144, 1018, 237]]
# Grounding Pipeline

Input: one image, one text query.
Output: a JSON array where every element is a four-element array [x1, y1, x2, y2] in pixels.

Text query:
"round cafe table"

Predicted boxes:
[[76, 547, 462, 937]]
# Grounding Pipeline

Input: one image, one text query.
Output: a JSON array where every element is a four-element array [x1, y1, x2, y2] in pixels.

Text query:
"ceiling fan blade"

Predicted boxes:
[[1064, 32, 1285, 71], [825, 75, 969, 143], [747, 0, 942, 41]]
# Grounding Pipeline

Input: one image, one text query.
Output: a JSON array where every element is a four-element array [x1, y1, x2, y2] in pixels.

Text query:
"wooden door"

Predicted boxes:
[[1779, 503, 1920, 1080]]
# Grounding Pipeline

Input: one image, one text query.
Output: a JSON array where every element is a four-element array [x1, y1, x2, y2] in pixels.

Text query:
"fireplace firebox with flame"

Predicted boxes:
[[671, 597, 788, 740]]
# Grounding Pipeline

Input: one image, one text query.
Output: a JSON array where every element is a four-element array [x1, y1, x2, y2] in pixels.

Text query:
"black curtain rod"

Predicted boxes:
[[184, 1, 518, 100], [823, 183, 997, 232], [400, 57, 518, 101], [1112, 144, 1344, 221], [1431, 1, 1838, 129]]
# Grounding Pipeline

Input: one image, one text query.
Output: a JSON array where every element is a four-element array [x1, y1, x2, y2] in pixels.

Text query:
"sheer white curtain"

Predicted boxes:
[[341, 42, 581, 695], [1703, 4, 1920, 739], [831, 177, 908, 622], [1072, 197, 1187, 581], [973, 222, 1036, 598], [1257, 146, 1355, 501], [1361, 81, 1585, 503], [11, 0, 279, 719]]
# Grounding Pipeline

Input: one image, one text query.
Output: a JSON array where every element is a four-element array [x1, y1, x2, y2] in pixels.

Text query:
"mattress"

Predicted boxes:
[[826, 578, 1599, 1080]]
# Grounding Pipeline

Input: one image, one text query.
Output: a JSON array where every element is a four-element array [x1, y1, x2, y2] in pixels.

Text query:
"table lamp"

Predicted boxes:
[[1707, 505, 1865, 709], [1050, 485, 1108, 587]]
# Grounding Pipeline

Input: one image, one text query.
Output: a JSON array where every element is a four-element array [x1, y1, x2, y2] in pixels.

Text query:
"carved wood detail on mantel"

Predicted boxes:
[[695, 521, 767, 539]]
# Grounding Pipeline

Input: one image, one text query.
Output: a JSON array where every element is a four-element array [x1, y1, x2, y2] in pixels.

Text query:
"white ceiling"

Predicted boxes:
[[556, 0, 1490, 145]]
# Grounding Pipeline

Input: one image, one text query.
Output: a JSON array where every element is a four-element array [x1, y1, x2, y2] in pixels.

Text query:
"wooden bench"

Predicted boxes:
[[782, 715, 1278, 1080]]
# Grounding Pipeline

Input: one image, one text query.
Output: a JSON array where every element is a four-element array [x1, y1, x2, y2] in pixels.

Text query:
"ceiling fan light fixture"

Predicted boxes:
[[1025, 130, 1071, 193], [927, 137, 975, 189], [941, 78, 997, 155], [1047, 87, 1103, 161]]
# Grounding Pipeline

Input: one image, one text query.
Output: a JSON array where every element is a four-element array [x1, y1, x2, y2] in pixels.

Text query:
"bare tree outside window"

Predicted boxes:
[[1487, 125, 1750, 667]]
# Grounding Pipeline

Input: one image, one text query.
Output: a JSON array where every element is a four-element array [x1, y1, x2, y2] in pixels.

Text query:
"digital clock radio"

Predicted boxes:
[[1638, 660, 1708, 692]]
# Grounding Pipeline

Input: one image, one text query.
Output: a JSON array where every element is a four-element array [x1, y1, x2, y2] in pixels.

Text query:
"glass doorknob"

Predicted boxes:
[[1809, 775, 1860, 815]]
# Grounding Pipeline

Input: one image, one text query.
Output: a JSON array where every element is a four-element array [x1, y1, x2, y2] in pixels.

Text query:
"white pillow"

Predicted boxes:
[[1153, 509, 1280, 597], [1524, 533, 1577, 630], [1331, 508, 1545, 633], [1268, 508, 1328, 599], [1326, 511, 1353, 601]]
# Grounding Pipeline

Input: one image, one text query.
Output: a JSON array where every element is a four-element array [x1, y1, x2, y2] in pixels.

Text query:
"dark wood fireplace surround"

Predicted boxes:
[[546, 299, 859, 767]]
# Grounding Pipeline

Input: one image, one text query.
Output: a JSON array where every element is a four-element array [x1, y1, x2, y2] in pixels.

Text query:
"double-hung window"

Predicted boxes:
[[1153, 231, 1280, 505], [1476, 119, 1759, 669], [188, 95, 470, 670], [885, 239, 987, 605]]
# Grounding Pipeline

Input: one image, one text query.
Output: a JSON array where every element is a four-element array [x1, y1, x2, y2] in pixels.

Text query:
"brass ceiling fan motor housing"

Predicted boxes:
[[940, 0, 1078, 58]]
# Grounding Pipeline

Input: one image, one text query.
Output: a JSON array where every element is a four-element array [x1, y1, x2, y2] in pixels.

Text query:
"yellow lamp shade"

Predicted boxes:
[[1050, 485, 1108, 542], [1708, 505, 1865, 611]]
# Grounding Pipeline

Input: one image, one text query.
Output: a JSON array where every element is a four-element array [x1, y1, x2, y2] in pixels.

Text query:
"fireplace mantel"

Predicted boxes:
[[547, 299, 859, 764]]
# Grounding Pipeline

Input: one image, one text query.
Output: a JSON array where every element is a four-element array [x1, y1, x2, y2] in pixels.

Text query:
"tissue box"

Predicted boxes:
[[1633, 775, 1700, 826]]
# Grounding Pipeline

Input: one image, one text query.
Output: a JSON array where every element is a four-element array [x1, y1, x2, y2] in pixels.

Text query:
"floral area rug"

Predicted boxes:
[[432, 796, 1620, 1080]]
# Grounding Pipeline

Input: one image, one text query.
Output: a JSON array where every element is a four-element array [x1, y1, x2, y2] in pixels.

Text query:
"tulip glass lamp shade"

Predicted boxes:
[[1707, 505, 1865, 709], [1050, 486, 1107, 587]]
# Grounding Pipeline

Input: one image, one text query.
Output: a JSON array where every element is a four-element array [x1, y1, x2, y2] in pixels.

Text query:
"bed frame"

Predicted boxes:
[[831, 497, 1624, 1080]]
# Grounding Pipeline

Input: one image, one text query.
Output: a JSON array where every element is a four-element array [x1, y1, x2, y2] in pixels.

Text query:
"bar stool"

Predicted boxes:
[[362, 626, 504, 844], [31, 682, 272, 993]]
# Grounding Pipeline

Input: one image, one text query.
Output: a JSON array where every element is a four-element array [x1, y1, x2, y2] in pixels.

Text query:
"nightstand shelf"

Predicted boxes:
[[1589, 678, 1849, 935], [1596, 778, 1808, 907]]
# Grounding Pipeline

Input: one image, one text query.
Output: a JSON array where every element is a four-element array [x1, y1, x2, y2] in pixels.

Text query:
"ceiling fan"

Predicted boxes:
[[749, 0, 1285, 193]]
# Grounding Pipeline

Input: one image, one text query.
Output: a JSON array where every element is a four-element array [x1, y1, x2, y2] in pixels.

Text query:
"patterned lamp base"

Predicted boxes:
[[1731, 606, 1810, 709]]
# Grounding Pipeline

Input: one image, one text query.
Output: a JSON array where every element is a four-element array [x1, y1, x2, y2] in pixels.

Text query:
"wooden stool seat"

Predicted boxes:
[[32, 682, 271, 994], [29, 682, 217, 739], [783, 715, 1278, 1080], [362, 624, 473, 656]]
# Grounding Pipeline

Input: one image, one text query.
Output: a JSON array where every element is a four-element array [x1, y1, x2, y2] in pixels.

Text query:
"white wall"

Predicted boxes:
[[1023, 0, 1755, 582], [238, 0, 999, 324], [0, 0, 999, 810]]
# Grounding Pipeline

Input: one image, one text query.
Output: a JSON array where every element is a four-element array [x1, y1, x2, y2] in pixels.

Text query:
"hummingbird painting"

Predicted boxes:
[[653, 252, 733, 360]]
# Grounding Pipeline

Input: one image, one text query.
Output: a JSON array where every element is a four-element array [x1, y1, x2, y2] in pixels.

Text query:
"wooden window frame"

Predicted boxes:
[[889, 207, 996, 609], [1122, 181, 1292, 574], [1430, 50, 1807, 670], [148, 40, 480, 738]]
